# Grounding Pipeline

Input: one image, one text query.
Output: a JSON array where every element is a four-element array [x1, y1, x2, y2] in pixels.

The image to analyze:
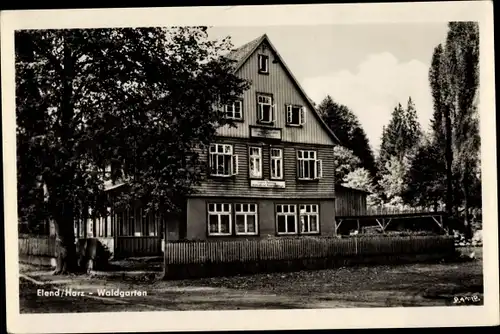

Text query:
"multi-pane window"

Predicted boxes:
[[270, 148, 283, 179], [286, 105, 306, 126], [208, 203, 232, 236], [257, 94, 275, 124], [225, 100, 242, 120], [209, 143, 238, 177], [258, 54, 269, 74], [297, 150, 323, 180], [276, 204, 297, 235], [299, 204, 319, 234], [249, 146, 262, 178], [235, 203, 258, 235]]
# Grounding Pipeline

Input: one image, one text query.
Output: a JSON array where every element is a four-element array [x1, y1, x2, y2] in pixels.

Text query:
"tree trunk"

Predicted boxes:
[[444, 105, 454, 235], [54, 204, 78, 274], [463, 175, 473, 240]]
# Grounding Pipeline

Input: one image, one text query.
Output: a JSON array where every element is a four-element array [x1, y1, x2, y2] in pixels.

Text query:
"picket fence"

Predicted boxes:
[[18, 235, 57, 257], [164, 235, 454, 265]]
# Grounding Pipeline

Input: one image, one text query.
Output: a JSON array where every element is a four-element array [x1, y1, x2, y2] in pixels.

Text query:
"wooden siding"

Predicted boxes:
[[191, 138, 335, 199], [335, 187, 367, 216], [217, 40, 335, 146]]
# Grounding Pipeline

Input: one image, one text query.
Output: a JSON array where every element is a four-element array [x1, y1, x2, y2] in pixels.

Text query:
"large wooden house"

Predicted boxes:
[[86, 34, 366, 257], [182, 34, 341, 240]]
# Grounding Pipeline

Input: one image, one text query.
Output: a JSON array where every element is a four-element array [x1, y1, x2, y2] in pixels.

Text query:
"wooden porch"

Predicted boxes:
[[74, 204, 164, 259]]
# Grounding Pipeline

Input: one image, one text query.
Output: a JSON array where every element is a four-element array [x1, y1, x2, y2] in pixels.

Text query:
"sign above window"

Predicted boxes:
[[250, 126, 282, 140], [250, 179, 286, 189]]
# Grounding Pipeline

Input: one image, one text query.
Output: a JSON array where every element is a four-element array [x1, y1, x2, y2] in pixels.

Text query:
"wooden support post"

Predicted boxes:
[[431, 215, 444, 232], [111, 197, 118, 257], [385, 218, 393, 231], [375, 218, 385, 233], [357, 219, 360, 233], [105, 207, 108, 238]]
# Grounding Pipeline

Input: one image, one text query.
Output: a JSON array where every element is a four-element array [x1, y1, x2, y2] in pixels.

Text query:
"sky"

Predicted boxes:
[[208, 24, 449, 154]]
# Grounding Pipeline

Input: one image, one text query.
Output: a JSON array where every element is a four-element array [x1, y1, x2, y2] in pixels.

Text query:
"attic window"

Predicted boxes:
[[258, 54, 269, 74], [286, 105, 306, 126]]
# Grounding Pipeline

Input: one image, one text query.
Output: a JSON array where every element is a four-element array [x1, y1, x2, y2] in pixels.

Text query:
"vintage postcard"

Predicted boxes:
[[2, 2, 498, 333]]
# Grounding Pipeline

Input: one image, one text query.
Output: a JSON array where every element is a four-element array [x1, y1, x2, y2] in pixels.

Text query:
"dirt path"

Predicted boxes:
[[19, 254, 483, 313]]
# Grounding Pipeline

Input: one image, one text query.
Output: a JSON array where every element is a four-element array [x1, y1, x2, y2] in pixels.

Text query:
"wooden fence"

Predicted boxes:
[[165, 235, 454, 265], [115, 236, 162, 258], [18, 235, 57, 257]]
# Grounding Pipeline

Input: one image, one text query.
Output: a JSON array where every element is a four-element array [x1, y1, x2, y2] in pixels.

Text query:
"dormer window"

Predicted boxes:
[[257, 94, 275, 124], [258, 54, 269, 74], [225, 100, 243, 120], [286, 105, 306, 126]]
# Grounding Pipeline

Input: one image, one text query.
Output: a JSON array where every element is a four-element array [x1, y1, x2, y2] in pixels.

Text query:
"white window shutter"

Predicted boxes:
[[272, 104, 276, 122], [316, 159, 323, 179], [300, 107, 306, 125], [232, 154, 239, 175], [258, 104, 263, 121], [286, 105, 292, 124], [297, 159, 301, 179]]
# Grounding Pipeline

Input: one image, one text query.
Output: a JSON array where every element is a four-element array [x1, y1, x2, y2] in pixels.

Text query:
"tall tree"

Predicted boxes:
[[429, 43, 454, 233], [379, 98, 421, 168], [428, 22, 480, 237], [402, 134, 446, 210], [445, 22, 480, 239], [378, 103, 405, 168], [15, 27, 249, 273], [404, 97, 422, 155], [318, 96, 377, 178], [377, 98, 422, 205]]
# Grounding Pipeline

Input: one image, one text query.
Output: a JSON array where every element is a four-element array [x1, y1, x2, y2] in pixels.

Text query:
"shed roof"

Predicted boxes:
[[336, 184, 372, 195]]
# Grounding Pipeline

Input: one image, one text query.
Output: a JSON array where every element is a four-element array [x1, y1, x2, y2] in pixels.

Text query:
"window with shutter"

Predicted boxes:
[[232, 154, 239, 175], [257, 94, 274, 124], [249, 147, 262, 178], [286, 104, 306, 126], [297, 150, 322, 180], [270, 148, 283, 180], [315, 159, 323, 179]]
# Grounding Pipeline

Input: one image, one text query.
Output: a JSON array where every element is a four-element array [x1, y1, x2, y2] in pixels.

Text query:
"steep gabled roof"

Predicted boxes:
[[227, 35, 265, 70], [228, 34, 341, 145]]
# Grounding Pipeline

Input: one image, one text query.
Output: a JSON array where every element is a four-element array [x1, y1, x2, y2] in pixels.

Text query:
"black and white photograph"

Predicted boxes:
[[2, 2, 498, 333]]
